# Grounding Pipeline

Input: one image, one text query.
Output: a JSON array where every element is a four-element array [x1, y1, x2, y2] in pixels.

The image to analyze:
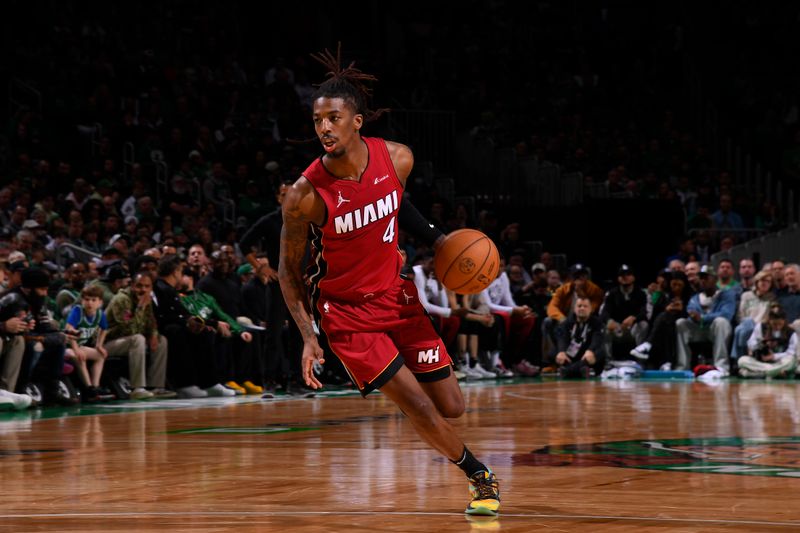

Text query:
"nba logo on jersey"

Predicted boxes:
[[417, 346, 440, 364]]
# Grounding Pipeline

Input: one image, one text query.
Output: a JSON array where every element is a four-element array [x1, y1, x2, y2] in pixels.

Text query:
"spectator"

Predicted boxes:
[[55, 262, 87, 320], [555, 296, 604, 378], [484, 256, 537, 377], [731, 270, 775, 362], [90, 263, 131, 307], [105, 272, 174, 399], [63, 285, 114, 402], [711, 193, 745, 234], [600, 264, 649, 360], [738, 306, 797, 379], [777, 264, 800, 333], [631, 270, 692, 370], [675, 265, 736, 373], [738, 258, 757, 291], [543, 263, 604, 363], [716, 258, 740, 293], [152, 255, 226, 398], [447, 290, 498, 379]]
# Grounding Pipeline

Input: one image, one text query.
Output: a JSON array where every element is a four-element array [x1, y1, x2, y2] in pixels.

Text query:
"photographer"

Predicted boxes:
[[1, 268, 76, 406], [738, 306, 798, 379]]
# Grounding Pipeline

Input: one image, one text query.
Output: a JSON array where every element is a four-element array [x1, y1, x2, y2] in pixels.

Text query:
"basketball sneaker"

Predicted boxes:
[[466, 469, 500, 516], [472, 364, 498, 379], [630, 341, 651, 360], [225, 381, 246, 395]]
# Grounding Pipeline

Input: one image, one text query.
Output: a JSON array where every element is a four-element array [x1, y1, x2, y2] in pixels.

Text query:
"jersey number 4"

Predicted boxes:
[[382, 216, 396, 243]]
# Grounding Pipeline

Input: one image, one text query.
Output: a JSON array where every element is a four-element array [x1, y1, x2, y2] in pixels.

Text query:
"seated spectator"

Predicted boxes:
[[447, 290, 499, 379], [777, 263, 800, 333], [731, 270, 775, 362], [738, 306, 797, 379], [555, 296, 604, 378], [711, 193, 745, 235], [0, 266, 32, 409], [600, 264, 649, 360], [685, 261, 701, 293], [55, 262, 87, 320], [484, 256, 537, 377], [152, 255, 229, 398], [543, 263, 604, 364], [545, 269, 562, 295], [105, 272, 174, 399], [738, 258, 757, 292], [63, 285, 114, 402], [632, 270, 692, 370], [675, 265, 736, 373], [716, 259, 740, 293], [90, 263, 131, 307], [14, 268, 76, 406]]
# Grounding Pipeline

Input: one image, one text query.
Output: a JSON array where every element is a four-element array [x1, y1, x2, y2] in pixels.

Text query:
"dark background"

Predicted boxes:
[[1, 1, 797, 285]]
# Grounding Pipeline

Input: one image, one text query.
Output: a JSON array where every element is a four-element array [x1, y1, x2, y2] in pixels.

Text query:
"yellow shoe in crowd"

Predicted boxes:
[[225, 381, 246, 395], [243, 381, 263, 394]]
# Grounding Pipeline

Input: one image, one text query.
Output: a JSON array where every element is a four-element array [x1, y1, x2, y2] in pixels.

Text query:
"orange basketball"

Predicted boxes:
[[434, 229, 500, 294]]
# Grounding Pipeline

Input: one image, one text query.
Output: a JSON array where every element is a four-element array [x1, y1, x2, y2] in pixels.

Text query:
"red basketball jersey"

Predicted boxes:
[[303, 137, 404, 302]]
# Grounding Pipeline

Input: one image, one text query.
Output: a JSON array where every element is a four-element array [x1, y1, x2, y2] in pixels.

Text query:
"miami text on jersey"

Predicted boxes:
[[333, 190, 399, 234]]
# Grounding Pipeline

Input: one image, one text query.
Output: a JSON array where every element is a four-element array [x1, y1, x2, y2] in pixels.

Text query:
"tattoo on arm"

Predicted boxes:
[[279, 210, 316, 341]]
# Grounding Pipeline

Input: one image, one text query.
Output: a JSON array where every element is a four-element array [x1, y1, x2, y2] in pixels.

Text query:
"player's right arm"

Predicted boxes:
[[279, 177, 326, 389]]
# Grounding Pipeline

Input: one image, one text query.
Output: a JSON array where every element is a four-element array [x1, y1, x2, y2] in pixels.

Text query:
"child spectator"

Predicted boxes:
[[64, 285, 114, 401]]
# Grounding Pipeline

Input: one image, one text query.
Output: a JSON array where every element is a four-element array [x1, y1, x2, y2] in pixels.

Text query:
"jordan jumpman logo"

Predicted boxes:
[[337, 191, 351, 208]]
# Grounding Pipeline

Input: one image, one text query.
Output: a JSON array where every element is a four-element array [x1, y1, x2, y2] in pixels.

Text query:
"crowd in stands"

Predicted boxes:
[[1, 4, 798, 411]]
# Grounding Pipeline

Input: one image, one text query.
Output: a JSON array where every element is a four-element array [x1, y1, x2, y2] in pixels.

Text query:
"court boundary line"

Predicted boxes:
[[1, 510, 798, 526]]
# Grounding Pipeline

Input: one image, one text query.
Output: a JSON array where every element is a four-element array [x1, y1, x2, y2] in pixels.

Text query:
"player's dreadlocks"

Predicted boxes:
[[310, 43, 387, 122]]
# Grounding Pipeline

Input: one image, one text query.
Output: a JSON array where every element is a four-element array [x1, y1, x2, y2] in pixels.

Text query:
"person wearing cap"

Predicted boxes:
[[543, 263, 604, 365], [675, 264, 737, 373], [600, 264, 649, 361], [0, 265, 33, 409], [738, 305, 797, 378], [530, 263, 547, 285], [9, 268, 77, 406], [89, 263, 131, 307], [730, 270, 776, 363]]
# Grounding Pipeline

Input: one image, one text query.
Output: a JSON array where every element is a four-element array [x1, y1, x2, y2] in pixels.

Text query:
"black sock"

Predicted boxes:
[[452, 446, 488, 478]]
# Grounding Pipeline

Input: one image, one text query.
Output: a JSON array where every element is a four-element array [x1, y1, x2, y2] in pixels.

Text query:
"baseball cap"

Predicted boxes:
[[22, 219, 41, 230], [124, 215, 139, 226], [101, 264, 130, 282], [237, 263, 253, 276], [9, 260, 28, 273], [618, 264, 634, 276], [531, 262, 546, 273], [570, 263, 589, 276]]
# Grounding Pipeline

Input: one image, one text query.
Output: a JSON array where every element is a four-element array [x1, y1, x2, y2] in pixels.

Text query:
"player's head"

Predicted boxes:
[[310, 44, 384, 158]]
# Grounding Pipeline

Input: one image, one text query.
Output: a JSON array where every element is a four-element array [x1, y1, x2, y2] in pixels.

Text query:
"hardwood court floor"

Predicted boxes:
[[2, 378, 800, 532]]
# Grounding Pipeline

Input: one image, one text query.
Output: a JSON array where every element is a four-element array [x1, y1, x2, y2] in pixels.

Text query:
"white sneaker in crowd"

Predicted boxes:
[[177, 385, 208, 399], [130, 387, 155, 400], [0, 388, 33, 410], [472, 364, 498, 379], [205, 383, 236, 397], [630, 342, 652, 360]]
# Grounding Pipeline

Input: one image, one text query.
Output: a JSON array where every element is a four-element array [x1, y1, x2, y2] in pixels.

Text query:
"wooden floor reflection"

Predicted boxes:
[[2, 379, 800, 532]]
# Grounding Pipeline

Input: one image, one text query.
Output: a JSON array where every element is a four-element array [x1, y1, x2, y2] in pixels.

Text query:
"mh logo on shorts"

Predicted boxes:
[[417, 346, 440, 364]]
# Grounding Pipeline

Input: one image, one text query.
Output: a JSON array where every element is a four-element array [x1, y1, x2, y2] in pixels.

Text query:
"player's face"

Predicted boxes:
[[312, 97, 363, 159]]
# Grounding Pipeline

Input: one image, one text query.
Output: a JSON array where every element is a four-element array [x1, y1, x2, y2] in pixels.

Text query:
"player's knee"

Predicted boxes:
[[439, 396, 465, 419]]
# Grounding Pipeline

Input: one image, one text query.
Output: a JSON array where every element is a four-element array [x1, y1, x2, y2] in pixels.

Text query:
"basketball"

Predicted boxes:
[[434, 229, 500, 294]]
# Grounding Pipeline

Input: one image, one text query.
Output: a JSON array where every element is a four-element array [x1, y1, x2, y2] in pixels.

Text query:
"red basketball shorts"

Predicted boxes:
[[315, 277, 453, 396]]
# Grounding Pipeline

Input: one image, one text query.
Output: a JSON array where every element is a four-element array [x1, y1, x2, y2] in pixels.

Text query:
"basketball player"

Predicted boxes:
[[278, 46, 500, 516]]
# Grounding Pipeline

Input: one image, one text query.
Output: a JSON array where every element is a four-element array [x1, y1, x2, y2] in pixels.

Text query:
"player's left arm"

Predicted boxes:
[[386, 140, 445, 249]]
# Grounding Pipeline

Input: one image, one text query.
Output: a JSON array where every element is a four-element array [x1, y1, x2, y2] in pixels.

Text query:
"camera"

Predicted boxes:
[[752, 342, 771, 361]]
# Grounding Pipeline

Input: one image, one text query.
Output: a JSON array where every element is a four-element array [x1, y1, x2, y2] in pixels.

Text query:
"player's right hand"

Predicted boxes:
[[302, 340, 325, 390]]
